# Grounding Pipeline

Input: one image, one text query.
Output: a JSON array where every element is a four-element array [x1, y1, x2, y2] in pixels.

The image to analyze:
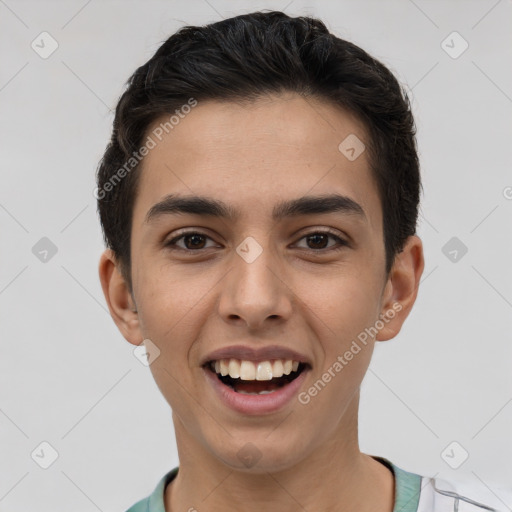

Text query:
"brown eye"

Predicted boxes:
[[295, 231, 348, 252], [306, 233, 330, 249], [182, 233, 207, 250], [165, 231, 216, 251]]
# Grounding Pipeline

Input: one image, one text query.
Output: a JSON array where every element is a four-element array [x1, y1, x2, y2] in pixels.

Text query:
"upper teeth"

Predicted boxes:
[[211, 359, 300, 381]]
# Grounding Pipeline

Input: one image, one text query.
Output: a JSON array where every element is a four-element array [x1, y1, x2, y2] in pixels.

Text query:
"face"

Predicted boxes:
[[100, 92, 423, 473]]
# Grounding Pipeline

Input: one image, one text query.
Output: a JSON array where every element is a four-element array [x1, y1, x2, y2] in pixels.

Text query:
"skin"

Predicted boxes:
[[99, 92, 424, 512]]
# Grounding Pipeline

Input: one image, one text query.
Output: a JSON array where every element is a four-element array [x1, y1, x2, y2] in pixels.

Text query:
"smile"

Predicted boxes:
[[203, 358, 310, 414], [208, 358, 306, 395]]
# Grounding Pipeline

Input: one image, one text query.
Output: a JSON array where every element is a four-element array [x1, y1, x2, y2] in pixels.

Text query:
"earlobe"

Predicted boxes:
[[98, 249, 143, 345], [376, 235, 425, 342]]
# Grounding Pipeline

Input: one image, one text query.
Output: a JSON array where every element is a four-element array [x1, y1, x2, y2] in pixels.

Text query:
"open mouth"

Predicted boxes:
[[205, 359, 309, 395]]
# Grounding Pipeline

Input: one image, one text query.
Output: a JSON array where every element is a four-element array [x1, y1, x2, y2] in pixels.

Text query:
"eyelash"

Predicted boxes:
[[164, 229, 349, 254]]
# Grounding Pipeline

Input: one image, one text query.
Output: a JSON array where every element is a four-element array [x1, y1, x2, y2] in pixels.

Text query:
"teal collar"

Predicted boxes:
[[128, 456, 422, 512], [373, 456, 422, 512]]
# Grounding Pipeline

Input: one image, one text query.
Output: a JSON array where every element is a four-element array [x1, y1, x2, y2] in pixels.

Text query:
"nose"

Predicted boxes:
[[217, 236, 293, 331]]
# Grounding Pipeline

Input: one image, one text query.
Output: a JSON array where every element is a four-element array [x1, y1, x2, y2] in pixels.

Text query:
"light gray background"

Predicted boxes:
[[1, 0, 511, 510]]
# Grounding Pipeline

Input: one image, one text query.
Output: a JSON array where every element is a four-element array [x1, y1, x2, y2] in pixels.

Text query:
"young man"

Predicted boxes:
[[96, 11, 499, 512]]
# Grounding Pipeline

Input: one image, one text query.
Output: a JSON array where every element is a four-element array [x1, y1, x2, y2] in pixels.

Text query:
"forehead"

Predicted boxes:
[[132, 93, 381, 231]]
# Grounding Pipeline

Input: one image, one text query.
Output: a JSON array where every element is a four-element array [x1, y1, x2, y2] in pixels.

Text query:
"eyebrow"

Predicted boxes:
[[144, 193, 367, 224]]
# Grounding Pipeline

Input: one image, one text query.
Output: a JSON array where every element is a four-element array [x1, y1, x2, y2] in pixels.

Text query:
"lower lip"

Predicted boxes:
[[203, 366, 309, 415]]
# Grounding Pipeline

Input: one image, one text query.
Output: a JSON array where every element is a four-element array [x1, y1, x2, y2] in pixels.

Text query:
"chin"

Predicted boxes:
[[212, 435, 309, 474]]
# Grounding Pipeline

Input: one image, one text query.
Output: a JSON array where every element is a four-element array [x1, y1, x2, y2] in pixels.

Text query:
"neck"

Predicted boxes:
[[165, 395, 395, 512]]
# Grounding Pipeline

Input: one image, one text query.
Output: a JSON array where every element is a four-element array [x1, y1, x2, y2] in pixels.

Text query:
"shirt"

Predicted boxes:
[[125, 456, 500, 512]]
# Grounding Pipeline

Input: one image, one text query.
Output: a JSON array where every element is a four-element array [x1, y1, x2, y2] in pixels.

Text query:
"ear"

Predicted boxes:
[[98, 249, 143, 346], [376, 235, 425, 342]]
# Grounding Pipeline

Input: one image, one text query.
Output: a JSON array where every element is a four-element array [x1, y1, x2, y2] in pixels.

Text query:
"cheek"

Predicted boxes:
[[135, 259, 204, 335], [139, 275, 206, 419], [133, 276, 191, 381], [134, 263, 222, 391], [294, 276, 380, 429], [298, 269, 382, 346]]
